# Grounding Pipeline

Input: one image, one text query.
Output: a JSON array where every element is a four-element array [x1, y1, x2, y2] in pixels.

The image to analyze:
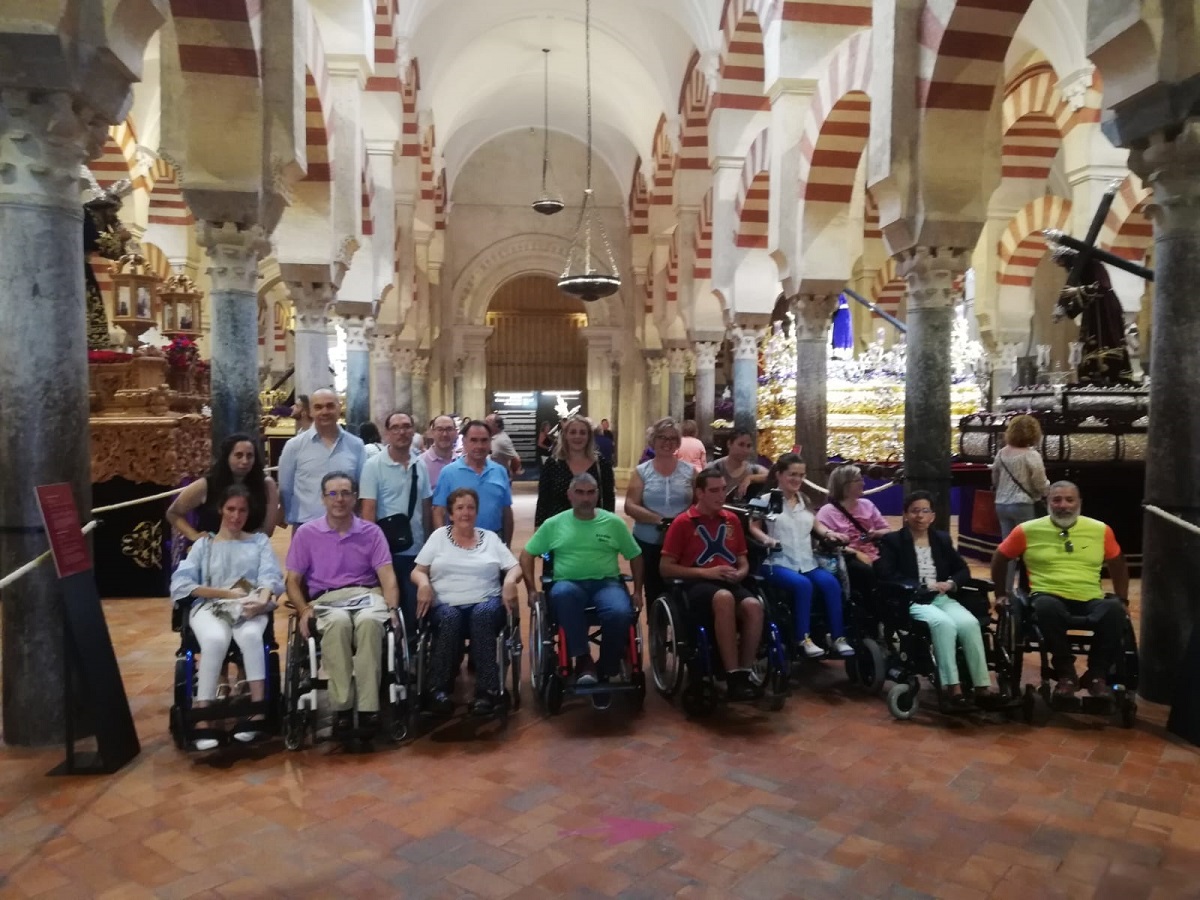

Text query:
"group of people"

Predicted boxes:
[[167, 401, 1130, 747]]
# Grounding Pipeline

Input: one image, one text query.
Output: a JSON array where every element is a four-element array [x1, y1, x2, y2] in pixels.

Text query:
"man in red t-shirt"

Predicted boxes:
[[661, 468, 763, 700]]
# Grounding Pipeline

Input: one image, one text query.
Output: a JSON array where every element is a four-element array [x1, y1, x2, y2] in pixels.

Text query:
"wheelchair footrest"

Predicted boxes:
[[1046, 693, 1118, 715], [566, 681, 641, 697], [184, 699, 273, 724]]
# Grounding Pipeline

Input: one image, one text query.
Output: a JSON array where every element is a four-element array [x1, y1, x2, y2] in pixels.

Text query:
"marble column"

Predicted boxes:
[[792, 295, 838, 481], [394, 346, 415, 417], [0, 89, 94, 745], [1131, 120, 1200, 702], [286, 278, 334, 397], [370, 333, 395, 426], [730, 325, 767, 438], [582, 326, 621, 426], [898, 247, 966, 528], [667, 347, 689, 421], [340, 315, 373, 431], [452, 358, 465, 417], [199, 222, 271, 444], [692, 341, 721, 445], [457, 325, 494, 420], [411, 354, 430, 426], [646, 355, 667, 423]]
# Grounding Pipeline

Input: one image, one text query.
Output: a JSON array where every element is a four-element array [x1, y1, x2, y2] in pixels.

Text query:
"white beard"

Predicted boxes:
[[1049, 510, 1080, 530]]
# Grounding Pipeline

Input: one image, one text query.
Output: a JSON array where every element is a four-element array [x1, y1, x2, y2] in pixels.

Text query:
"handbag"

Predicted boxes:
[[377, 464, 420, 554], [996, 453, 1047, 516]]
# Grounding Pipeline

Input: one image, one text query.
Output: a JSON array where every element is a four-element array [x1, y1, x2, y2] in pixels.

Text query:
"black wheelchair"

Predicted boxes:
[[1002, 591, 1139, 727], [410, 606, 522, 728], [529, 566, 646, 714], [169, 600, 281, 750], [281, 602, 416, 750]]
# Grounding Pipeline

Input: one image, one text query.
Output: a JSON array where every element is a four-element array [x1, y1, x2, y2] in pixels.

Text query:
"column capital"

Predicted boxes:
[[1131, 118, 1200, 234], [645, 354, 668, 382], [393, 345, 417, 373], [666, 346, 690, 375], [410, 354, 430, 379], [897, 246, 968, 312], [338, 315, 375, 352], [197, 221, 271, 293], [789, 294, 839, 341], [730, 325, 767, 361], [370, 329, 395, 364], [0, 89, 103, 211], [693, 341, 720, 370]]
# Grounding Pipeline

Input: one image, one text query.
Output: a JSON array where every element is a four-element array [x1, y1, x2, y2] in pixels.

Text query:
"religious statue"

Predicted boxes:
[[83, 174, 132, 350], [1052, 249, 1134, 385]]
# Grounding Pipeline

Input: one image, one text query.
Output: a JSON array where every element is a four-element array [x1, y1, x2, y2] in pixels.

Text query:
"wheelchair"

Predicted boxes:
[[648, 575, 789, 717], [168, 600, 281, 750], [871, 578, 1021, 720], [1001, 591, 1139, 728], [410, 605, 522, 727], [529, 567, 646, 715], [281, 602, 416, 750]]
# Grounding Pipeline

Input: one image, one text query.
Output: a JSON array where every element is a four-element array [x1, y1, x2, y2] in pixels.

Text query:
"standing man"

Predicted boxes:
[[432, 420, 514, 545], [421, 414, 459, 489], [361, 410, 433, 635], [278, 388, 366, 526], [486, 413, 524, 479]]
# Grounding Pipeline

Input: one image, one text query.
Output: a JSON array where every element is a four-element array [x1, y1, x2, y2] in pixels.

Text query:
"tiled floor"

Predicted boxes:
[[2, 486, 1200, 899]]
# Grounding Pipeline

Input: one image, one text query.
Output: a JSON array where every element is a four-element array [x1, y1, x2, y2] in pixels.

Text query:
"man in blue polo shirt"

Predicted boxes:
[[278, 388, 366, 525], [432, 419, 513, 545]]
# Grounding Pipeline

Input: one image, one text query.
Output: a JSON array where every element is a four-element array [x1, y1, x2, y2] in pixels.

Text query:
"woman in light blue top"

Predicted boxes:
[[170, 485, 284, 748], [624, 417, 695, 603]]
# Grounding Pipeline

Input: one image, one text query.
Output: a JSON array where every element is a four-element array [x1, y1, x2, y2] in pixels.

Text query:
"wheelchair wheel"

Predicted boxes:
[[995, 603, 1023, 699], [857, 638, 887, 694], [1021, 684, 1037, 724], [1116, 687, 1137, 729], [629, 671, 646, 712], [529, 601, 547, 695], [681, 675, 717, 718], [543, 674, 565, 715], [508, 628, 523, 713], [649, 596, 685, 696], [282, 628, 310, 752], [887, 681, 919, 720], [170, 658, 189, 749]]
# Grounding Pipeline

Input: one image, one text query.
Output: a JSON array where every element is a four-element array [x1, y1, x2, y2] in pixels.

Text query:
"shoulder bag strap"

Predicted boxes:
[[407, 462, 419, 519], [996, 454, 1038, 502], [830, 499, 872, 540]]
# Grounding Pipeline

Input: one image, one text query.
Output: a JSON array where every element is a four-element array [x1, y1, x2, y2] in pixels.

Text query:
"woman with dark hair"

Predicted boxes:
[[876, 491, 993, 709], [167, 433, 280, 541], [534, 414, 615, 526], [714, 428, 768, 503], [749, 454, 853, 657], [359, 421, 384, 458]]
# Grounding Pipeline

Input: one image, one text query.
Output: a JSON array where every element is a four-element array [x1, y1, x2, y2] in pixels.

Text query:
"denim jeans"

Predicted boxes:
[[549, 578, 634, 676], [994, 501, 1037, 595], [763, 563, 845, 641]]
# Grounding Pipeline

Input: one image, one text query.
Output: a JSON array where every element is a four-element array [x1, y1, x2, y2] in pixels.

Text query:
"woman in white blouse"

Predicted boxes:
[[749, 454, 854, 658], [412, 487, 522, 716], [170, 485, 284, 748]]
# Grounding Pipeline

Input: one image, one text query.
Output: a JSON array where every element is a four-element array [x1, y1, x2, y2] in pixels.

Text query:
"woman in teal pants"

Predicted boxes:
[[875, 492, 996, 710]]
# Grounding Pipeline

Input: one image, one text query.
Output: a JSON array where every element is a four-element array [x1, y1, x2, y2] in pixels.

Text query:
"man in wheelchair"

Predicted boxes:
[[660, 468, 763, 701], [991, 480, 1129, 701], [519, 473, 643, 695], [285, 471, 403, 734]]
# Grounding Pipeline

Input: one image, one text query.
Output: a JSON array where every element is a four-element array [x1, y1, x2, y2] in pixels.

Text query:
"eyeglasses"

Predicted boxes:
[[433, 425, 456, 432], [324, 490, 356, 499], [908, 508, 934, 516], [387, 423, 413, 431], [1059, 529, 1074, 553]]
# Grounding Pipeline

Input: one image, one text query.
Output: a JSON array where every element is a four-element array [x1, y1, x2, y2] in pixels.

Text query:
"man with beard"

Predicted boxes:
[[991, 481, 1129, 699]]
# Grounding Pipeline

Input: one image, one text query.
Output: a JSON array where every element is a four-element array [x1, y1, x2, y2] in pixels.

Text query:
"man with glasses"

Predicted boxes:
[[285, 472, 401, 733], [278, 388, 366, 526], [421, 415, 459, 488], [361, 411, 432, 635], [991, 481, 1129, 699]]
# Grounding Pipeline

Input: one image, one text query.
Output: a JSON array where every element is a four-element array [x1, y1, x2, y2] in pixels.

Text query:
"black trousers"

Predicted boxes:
[[1031, 593, 1124, 677], [636, 538, 665, 604]]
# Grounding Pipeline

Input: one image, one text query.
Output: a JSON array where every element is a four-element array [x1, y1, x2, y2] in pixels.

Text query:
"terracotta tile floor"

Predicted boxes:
[[2, 486, 1200, 899]]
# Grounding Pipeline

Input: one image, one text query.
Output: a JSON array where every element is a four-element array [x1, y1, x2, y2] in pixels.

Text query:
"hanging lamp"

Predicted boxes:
[[557, 0, 621, 302], [531, 48, 565, 216]]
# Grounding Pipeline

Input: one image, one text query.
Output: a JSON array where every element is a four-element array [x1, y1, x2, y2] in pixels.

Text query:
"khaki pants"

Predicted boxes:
[[313, 587, 389, 712]]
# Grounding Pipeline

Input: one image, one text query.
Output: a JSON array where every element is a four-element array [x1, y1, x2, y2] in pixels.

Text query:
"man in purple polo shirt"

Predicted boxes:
[[285, 471, 400, 731]]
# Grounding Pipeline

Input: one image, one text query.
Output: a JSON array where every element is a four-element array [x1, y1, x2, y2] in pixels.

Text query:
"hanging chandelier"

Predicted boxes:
[[557, 0, 621, 302], [532, 48, 565, 216]]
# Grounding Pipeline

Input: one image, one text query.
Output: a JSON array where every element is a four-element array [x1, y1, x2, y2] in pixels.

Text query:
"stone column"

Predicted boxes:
[[370, 332, 395, 425], [792, 295, 838, 481], [340, 314, 373, 430], [990, 341, 1023, 408], [666, 347, 689, 421], [730, 325, 767, 438], [898, 247, 966, 528], [199, 222, 271, 443], [0, 89, 97, 745], [452, 358, 465, 417], [411, 354, 429, 426], [394, 346, 415, 416], [1131, 120, 1200, 702], [286, 276, 334, 397], [582, 326, 621, 425], [692, 341, 720, 445], [646, 354, 667, 423], [457, 325, 493, 420]]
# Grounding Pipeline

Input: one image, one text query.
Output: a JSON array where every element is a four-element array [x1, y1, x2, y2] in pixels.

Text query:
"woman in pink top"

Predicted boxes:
[[815, 464, 891, 595]]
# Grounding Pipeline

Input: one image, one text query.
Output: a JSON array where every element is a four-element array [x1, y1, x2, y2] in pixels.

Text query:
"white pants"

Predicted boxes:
[[189, 603, 269, 701]]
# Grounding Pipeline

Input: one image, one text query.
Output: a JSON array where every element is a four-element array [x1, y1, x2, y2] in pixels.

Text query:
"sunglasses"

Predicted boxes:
[[1059, 528, 1074, 553]]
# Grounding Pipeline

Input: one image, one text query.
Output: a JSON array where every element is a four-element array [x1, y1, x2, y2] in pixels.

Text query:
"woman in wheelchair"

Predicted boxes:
[[169, 485, 283, 749], [412, 487, 522, 716], [875, 492, 995, 711], [749, 454, 853, 659]]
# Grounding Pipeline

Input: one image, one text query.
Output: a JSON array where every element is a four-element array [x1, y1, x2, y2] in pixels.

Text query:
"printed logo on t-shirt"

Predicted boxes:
[[696, 523, 737, 565]]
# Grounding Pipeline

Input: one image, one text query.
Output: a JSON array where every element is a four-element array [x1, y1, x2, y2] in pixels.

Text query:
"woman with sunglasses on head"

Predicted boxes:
[[876, 491, 995, 710], [534, 414, 615, 527], [625, 417, 695, 604], [167, 433, 280, 543]]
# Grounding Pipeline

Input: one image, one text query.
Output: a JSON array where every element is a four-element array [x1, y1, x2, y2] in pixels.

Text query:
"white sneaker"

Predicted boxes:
[[192, 737, 219, 751], [833, 637, 855, 657], [802, 637, 825, 658], [233, 730, 259, 743]]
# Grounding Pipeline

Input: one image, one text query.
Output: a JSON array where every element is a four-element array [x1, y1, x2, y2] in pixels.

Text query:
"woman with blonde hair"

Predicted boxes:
[[991, 414, 1049, 592], [534, 414, 615, 526], [815, 464, 891, 596], [625, 417, 695, 602]]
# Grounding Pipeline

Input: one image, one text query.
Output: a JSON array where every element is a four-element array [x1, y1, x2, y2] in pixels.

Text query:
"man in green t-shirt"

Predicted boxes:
[[520, 473, 643, 689]]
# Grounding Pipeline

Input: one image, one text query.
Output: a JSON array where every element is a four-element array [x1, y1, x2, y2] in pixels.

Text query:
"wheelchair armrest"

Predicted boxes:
[[619, 574, 633, 583], [669, 578, 685, 586], [963, 577, 993, 593], [170, 598, 189, 633]]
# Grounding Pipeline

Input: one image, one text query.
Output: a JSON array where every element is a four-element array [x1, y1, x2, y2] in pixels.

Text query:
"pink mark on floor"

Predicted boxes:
[[559, 815, 676, 845]]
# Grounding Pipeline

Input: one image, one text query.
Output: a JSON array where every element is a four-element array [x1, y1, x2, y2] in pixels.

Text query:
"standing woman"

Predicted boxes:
[[714, 428, 768, 504], [624, 417, 695, 603], [167, 433, 281, 541], [991, 414, 1049, 592], [815, 464, 891, 596], [749, 454, 853, 657], [534, 414, 615, 526]]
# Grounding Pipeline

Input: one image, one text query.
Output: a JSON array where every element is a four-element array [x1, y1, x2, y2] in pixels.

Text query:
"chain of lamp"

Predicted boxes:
[[541, 48, 552, 189]]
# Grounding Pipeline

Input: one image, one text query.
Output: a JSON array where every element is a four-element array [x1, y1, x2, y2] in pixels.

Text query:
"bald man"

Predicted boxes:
[[278, 388, 367, 525]]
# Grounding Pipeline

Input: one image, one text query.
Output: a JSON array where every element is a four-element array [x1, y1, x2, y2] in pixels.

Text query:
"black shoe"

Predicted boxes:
[[357, 712, 380, 732], [430, 690, 454, 716], [471, 695, 495, 717], [727, 671, 756, 702], [941, 694, 976, 713], [334, 710, 354, 732]]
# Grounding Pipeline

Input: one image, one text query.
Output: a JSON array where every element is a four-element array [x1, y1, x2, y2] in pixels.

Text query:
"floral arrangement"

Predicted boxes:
[[165, 336, 199, 371], [87, 349, 129, 364]]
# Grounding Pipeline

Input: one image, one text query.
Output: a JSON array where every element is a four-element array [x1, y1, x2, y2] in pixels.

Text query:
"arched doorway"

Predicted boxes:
[[485, 274, 587, 394]]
